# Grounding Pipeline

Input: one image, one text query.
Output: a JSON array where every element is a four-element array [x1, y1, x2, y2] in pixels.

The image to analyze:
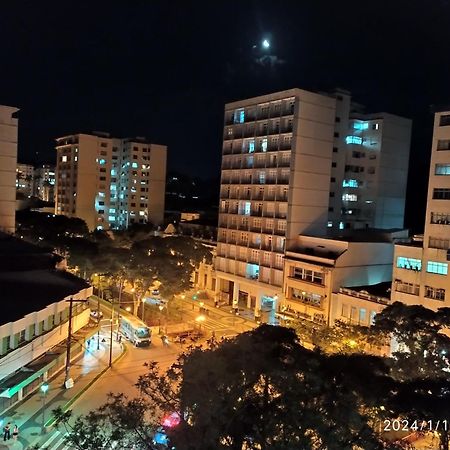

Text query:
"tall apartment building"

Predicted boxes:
[[34, 164, 55, 202], [0, 105, 19, 234], [215, 88, 412, 319], [55, 133, 166, 231], [328, 90, 412, 231], [392, 110, 450, 309], [216, 89, 336, 314], [16, 163, 34, 197]]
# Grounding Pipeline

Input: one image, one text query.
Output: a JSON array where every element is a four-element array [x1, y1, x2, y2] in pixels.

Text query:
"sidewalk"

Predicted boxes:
[[0, 328, 123, 450]]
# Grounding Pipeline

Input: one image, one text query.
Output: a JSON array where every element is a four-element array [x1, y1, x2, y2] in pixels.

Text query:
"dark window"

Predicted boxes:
[[335, 117, 341, 123], [100, 142, 108, 147], [328, 207, 334, 212], [334, 132, 339, 138], [332, 162, 337, 168], [99, 176, 106, 181], [437, 139, 450, 151], [433, 188, 450, 200], [336, 95, 343, 101], [99, 168, 106, 173], [99, 201, 105, 205], [98, 209, 105, 214], [133, 155, 138, 159], [329, 192, 335, 198], [440, 115, 450, 127], [330, 177, 336, 182], [131, 202, 136, 207], [333, 147, 338, 153]]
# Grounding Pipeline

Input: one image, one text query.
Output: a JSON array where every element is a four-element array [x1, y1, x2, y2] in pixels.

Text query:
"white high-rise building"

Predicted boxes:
[[392, 110, 450, 309], [55, 132, 167, 231], [0, 106, 19, 234], [328, 90, 412, 231], [214, 88, 412, 320], [215, 89, 336, 318]]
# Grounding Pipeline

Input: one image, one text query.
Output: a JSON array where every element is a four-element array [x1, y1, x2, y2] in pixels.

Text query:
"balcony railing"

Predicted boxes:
[[251, 210, 263, 217], [339, 287, 390, 305]]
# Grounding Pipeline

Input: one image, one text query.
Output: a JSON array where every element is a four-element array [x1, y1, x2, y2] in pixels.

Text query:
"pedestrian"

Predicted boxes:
[[118, 334, 122, 344], [86, 339, 90, 347], [3, 422, 10, 441], [12, 425, 18, 440]]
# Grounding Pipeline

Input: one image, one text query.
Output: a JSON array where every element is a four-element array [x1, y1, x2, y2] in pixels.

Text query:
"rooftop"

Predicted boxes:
[[0, 234, 89, 324], [340, 281, 391, 304]]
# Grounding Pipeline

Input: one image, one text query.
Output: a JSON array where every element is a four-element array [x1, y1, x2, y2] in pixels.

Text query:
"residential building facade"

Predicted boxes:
[[392, 110, 450, 309], [55, 132, 167, 230], [16, 163, 34, 197], [281, 232, 403, 326], [328, 90, 412, 231], [0, 105, 19, 233], [33, 164, 55, 202]]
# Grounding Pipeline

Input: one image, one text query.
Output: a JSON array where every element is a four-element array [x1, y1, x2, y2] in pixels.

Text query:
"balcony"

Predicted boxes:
[[263, 211, 275, 218], [261, 244, 272, 251], [278, 177, 290, 185], [280, 124, 293, 133], [265, 178, 277, 184], [274, 228, 286, 236], [280, 143, 292, 151], [278, 159, 291, 167], [243, 129, 255, 138], [251, 210, 263, 217], [275, 211, 287, 219], [257, 111, 269, 120], [238, 224, 249, 231], [252, 193, 264, 200], [249, 241, 261, 249]]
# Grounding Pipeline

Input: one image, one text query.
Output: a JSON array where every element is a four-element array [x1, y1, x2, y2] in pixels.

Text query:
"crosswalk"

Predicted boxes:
[[38, 429, 72, 450]]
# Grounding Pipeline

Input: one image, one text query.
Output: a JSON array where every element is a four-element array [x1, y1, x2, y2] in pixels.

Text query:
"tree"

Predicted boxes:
[[53, 394, 161, 450], [372, 302, 450, 380], [136, 325, 399, 450]]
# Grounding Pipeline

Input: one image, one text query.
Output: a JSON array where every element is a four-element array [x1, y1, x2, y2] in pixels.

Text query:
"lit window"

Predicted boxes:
[[109, 208, 116, 213], [74, 156, 78, 162], [435, 164, 450, 175], [132, 162, 139, 168], [372, 123, 379, 130], [249, 140, 255, 153], [234, 108, 245, 124], [62, 155, 68, 162], [339, 221, 344, 230], [259, 172, 266, 184], [342, 193, 357, 202], [359, 308, 366, 322], [99, 192, 105, 198], [98, 158, 106, 165], [345, 136, 363, 145], [139, 211, 145, 216], [342, 179, 359, 188], [353, 122, 368, 130], [108, 216, 115, 221], [261, 138, 268, 152], [396, 256, 422, 271], [327, 221, 333, 228], [427, 261, 448, 275]]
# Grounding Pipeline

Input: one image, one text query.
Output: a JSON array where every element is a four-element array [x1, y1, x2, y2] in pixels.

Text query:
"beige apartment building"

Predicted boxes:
[[392, 110, 450, 309], [215, 89, 336, 320], [55, 132, 167, 230], [0, 105, 19, 234], [16, 163, 34, 197]]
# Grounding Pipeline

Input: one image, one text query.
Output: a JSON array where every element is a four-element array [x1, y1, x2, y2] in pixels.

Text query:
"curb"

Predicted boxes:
[[43, 341, 127, 429]]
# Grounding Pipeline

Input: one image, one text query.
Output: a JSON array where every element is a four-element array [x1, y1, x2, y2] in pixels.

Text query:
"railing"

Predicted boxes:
[[339, 287, 390, 305]]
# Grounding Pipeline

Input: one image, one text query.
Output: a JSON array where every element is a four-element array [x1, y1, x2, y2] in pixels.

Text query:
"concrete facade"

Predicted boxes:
[[55, 133, 167, 230], [328, 91, 412, 231], [16, 163, 34, 197], [392, 110, 450, 309], [33, 164, 55, 201], [0, 106, 19, 233], [281, 233, 402, 326]]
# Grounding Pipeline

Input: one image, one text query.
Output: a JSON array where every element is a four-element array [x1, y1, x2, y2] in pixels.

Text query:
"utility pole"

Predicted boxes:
[[97, 274, 104, 351], [109, 299, 114, 367], [64, 297, 88, 388]]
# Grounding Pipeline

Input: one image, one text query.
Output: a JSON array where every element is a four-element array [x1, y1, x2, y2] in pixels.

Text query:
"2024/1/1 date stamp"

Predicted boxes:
[[382, 419, 448, 432]]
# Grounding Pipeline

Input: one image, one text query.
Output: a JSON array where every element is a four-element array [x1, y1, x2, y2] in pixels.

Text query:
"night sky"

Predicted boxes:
[[1, 0, 450, 231]]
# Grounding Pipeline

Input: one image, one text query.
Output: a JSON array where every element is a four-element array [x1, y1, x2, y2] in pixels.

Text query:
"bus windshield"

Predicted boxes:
[[136, 327, 150, 338]]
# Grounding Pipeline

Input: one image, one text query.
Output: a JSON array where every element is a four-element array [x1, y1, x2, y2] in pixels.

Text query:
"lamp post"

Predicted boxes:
[[141, 298, 146, 322], [40, 383, 49, 433], [195, 314, 206, 333]]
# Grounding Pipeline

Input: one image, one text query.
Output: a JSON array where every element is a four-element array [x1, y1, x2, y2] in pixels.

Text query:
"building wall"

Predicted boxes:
[[216, 89, 336, 320], [0, 286, 92, 381], [16, 163, 34, 196], [55, 133, 167, 230], [0, 106, 19, 233], [33, 164, 55, 201], [282, 236, 396, 325], [391, 111, 450, 310]]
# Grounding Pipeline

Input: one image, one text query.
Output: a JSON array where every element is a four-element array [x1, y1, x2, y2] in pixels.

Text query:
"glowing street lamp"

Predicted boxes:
[[40, 383, 49, 433]]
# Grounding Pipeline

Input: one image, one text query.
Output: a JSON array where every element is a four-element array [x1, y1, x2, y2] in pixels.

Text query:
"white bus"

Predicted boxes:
[[120, 315, 151, 347]]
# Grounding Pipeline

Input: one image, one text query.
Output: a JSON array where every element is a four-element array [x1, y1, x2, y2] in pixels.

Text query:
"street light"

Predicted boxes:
[[141, 298, 146, 322], [158, 304, 164, 334], [41, 383, 49, 433], [195, 314, 206, 332]]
